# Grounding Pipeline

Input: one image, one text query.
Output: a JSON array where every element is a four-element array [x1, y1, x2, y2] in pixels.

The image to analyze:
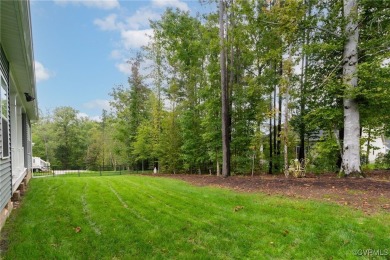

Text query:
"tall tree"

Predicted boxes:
[[297, 0, 312, 161], [200, 13, 222, 175], [110, 54, 150, 168], [32, 111, 54, 162], [342, 0, 361, 176], [52, 106, 86, 168], [219, 0, 230, 177]]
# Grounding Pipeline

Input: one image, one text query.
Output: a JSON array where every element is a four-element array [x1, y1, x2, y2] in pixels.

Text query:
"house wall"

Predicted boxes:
[[22, 113, 32, 169], [0, 45, 12, 212], [360, 127, 390, 164], [0, 0, 37, 230], [362, 134, 388, 164], [10, 87, 28, 192]]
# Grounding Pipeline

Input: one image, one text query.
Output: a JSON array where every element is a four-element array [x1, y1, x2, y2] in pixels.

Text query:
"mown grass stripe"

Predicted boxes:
[[81, 183, 102, 235], [104, 177, 230, 233], [94, 176, 390, 258], [1, 175, 389, 259], [80, 178, 154, 235]]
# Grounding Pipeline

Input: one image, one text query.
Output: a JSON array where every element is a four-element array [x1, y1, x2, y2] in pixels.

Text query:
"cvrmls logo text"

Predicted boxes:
[[354, 249, 388, 256]]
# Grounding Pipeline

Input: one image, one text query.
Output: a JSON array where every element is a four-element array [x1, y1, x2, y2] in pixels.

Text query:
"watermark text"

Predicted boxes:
[[353, 249, 388, 257]]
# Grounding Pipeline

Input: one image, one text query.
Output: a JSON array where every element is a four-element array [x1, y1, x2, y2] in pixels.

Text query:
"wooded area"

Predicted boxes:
[[32, 0, 390, 176]]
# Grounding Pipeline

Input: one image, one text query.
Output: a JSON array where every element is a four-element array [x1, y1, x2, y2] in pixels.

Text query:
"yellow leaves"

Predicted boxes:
[[233, 205, 244, 212], [279, 78, 289, 93], [283, 58, 293, 75], [266, 108, 280, 118], [74, 226, 81, 233]]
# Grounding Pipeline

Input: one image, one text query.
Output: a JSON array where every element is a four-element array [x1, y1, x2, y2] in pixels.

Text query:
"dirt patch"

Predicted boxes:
[[149, 170, 390, 215]]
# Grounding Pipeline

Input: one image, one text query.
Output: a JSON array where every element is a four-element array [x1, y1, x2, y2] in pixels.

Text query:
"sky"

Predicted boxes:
[[31, 0, 214, 121]]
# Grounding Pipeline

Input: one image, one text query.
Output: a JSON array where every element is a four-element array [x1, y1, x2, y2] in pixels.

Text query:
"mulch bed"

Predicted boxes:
[[150, 170, 390, 215]]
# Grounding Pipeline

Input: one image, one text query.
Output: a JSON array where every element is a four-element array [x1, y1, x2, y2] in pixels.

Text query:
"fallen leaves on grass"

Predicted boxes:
[[233, 205, 244, 212], [382, 204, 390, 209], [153, 171, 390, 214]]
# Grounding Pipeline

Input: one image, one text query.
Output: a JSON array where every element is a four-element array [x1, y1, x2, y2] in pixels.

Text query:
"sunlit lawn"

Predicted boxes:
[[32, 170, 149, 178], [1, 175, 389, 259]]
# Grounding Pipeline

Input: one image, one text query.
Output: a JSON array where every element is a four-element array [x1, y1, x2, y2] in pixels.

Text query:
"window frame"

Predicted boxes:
[[1, 75, 10, 159]]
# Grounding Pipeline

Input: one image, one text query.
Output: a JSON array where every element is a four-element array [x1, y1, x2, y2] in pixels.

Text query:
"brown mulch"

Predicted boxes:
[[150, 170, 390, 215]]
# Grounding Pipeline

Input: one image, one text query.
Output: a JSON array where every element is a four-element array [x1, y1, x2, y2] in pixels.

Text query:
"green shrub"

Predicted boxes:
[[308, 137, 340, 173], [374, 152, 390, 169]]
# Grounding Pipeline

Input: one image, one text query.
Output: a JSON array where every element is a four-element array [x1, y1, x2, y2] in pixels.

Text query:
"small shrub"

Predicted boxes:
[[308, 137, 340, 173], [374, 152, 390, 169]]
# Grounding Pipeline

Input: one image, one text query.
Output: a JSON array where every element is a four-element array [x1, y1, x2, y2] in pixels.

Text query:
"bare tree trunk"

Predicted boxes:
[[216, 158, 220, 176], [342, 0, 361, 176], [284, 114, 289, 177], [366, 127, 371, 165], [219, 0, 230, 177], [298, 0, 311, 161], [299, 48, 306, 161], [283, 55, 292, 177], [277, 62, 282, 172], [283, 69, 289, 177], [251, 153, 255, 177], [273, 85, 277, 171], [269, 93, 273, 174]]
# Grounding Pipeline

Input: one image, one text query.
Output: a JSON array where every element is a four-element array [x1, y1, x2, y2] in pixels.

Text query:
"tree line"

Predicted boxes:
[[32, 0, 390, 176]]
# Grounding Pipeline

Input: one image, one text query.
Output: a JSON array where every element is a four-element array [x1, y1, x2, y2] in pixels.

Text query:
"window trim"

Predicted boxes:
[[1, 75, 10, 159]]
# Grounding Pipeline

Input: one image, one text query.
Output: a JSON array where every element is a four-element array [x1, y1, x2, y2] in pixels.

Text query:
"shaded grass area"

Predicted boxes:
[[1, 175, 389, 259]]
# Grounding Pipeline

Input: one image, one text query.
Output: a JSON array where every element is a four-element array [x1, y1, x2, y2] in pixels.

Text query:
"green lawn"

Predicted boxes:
[[32, 170, 149, 178], [1, 175, 389, 259]]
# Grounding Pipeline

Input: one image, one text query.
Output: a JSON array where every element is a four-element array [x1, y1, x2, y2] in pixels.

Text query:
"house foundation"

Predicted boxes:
[[0, 173, 32, 231], [0, 201, 13, 231]]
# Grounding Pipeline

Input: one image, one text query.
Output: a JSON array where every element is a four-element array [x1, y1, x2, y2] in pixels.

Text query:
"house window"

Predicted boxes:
[[1, 76, 9, 158]]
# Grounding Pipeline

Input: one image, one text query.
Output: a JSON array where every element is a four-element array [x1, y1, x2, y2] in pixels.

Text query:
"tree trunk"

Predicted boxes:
[[219, 0, 230, 177], [216, 158, 220, 176], [269, 94, 273, 174], [298, 2, 309, 161], [273, 85, 277, 171], [335, 128, 344, 170], [283, 58, 291, 177], [342, 0, 361, 176], [366, 127, 371, 165], [251, 153, 255, 177], [277, 62, 282, 169]]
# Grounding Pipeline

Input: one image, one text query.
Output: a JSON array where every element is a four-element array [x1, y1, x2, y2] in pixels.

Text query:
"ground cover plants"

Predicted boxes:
[[1, 175, 389, 259]]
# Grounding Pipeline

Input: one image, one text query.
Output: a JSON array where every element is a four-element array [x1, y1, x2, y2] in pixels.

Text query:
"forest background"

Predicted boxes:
[[32, 0, 390, 175]]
